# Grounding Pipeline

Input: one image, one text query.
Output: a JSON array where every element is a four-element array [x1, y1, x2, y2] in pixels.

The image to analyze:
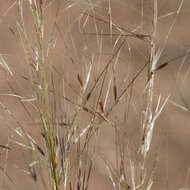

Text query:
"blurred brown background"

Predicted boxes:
[[0, 0, 190, 190]]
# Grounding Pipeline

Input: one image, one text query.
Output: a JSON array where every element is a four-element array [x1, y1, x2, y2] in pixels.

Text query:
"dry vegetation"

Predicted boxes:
[[0, 0, 190, 190]]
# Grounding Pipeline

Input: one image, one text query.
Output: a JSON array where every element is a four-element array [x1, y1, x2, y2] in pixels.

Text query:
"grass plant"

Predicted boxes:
[[0, 0, 189, 190]]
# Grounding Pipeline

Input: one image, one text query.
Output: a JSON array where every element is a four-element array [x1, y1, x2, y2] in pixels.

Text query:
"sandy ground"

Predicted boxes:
[[0, 0, 190, 190]]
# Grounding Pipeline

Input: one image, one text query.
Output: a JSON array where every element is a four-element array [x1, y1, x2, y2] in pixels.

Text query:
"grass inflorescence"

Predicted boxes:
[[0, 0, 190, 190]]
